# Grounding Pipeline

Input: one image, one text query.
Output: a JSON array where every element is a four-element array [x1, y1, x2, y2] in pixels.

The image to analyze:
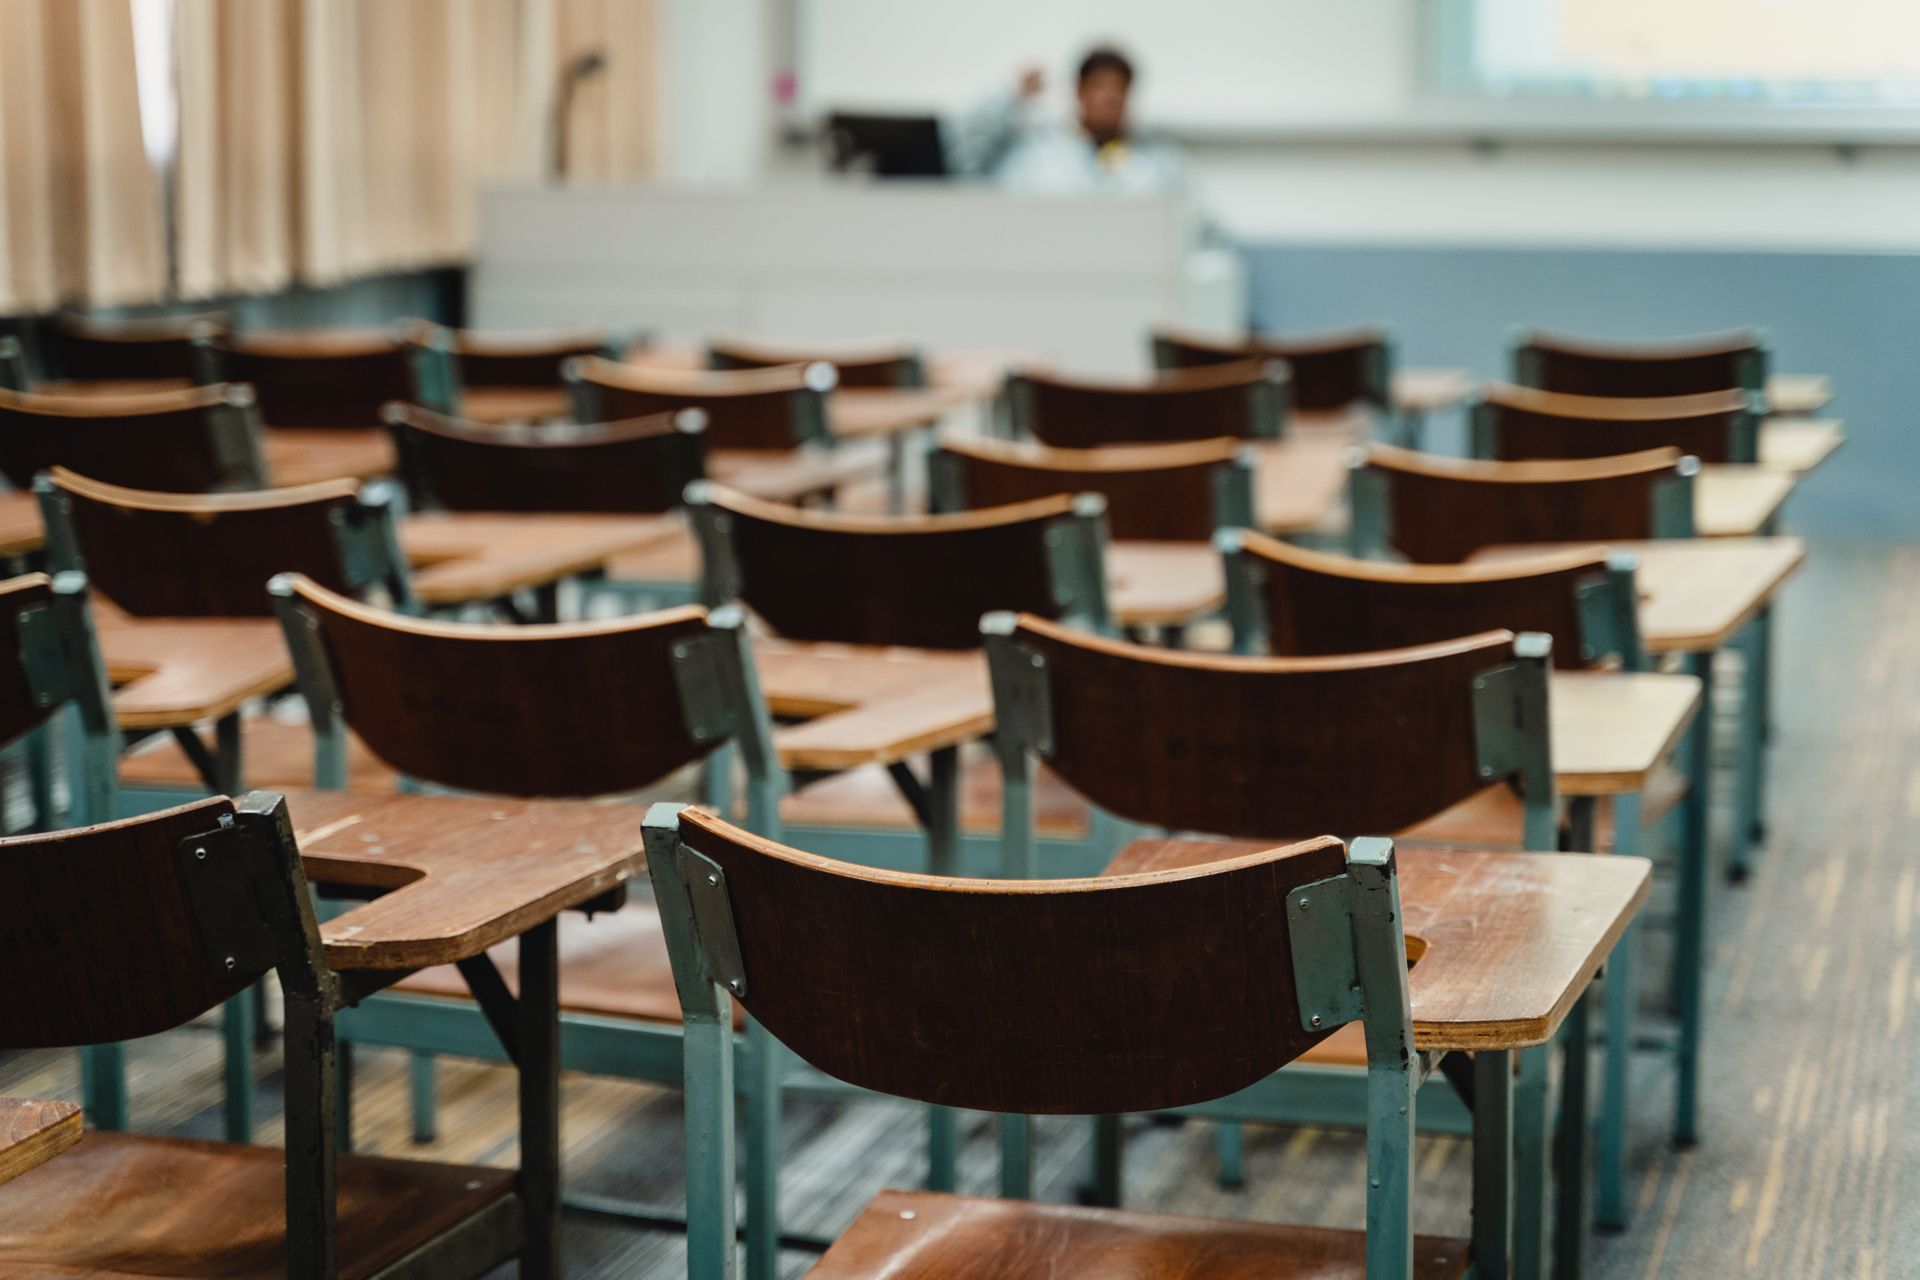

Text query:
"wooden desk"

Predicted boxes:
[[262, 429, 396, 488], [827, 387, 975, 443], [1393, 368, 1475, 417], [1551, 670, 1700, 796], [1765, 373, 1833, 417], [400, 512, 684, 607], [97, 613, 291, 732], [0, 492, 43, 559], [1698, 466, 1797, 537], [1757, 418, 1844, 473], [1255, 437, 1351, 534], [460, 386, 571, 425], [0, 1100, 81, 1187], [756, 641, 992, 773]]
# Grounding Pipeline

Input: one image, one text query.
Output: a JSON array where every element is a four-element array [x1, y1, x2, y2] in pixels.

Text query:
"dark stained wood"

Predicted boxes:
[[0, 383, 263, 492], [51, 310, 228, 382], [387, 403, 706, 514], [209, 329, 412, 429], [47, 468, 364, 617], [1007, 613, 1519, 836], [1238, 531, 1607, 670], [1366, 443, 1687, 564], [678, 806, 1348, 1114], [428, 325, 610, 389], [1152, 324, 1390, 410], [0, 1100, 81, 1187], [1015, 361, 1283, 448], [1480, 382, 1753, 464], [570, 356, 825, 451], [1104, 842, 1651, 1051], [813, 1190, 1470, 1279], [706, 485, 1078, 650], [706, 335, 922, 388], [1517, 327, 1765, 397], [935, 435, 1238, 542], [0, 574, 59, 746], [286, 576, 719, 798], [0, 796, 254, 1047], [0, 1130, 515, 1278]]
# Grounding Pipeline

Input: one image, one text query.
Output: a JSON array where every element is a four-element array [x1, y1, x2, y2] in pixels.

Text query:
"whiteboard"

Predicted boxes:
[[793, 0, 1414, 131]]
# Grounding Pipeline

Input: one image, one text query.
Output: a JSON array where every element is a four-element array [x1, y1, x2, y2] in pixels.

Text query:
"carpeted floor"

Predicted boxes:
[[2, 541, 1912, 1278]]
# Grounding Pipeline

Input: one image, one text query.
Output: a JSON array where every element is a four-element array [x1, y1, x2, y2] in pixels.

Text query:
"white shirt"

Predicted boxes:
[[946, 91, 1191, 195]]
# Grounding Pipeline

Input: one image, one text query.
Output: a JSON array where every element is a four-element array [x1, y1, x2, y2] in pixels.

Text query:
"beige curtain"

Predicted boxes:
[[552, 0, 661, 180], [0, 0, 167, 313]]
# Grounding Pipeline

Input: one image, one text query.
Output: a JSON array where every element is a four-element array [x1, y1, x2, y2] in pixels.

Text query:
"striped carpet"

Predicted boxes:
[[1, 541, 1911, 1278]]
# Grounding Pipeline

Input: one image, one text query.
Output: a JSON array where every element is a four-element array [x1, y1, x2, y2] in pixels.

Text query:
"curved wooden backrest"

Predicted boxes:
[[568, 356, 832, 451], [0, 796, 294, 1047], [1477, 382, 1755, 464], [208, 329, 413, 429], [1151, 325, 1390, 409], [1362, 443, 1691, 564], [385, 403, 706, 514], [662, 805, 1350, 1113], [277, 575, 723, 796], [932, 435, 1244, 542], [0, 383, 265, 491], [706, 335, 924, 388], [431, 325, 612, 388], [41, 468, 366, 616], [692, 484, 1104, 649], [1514, 327, 1767, 397], [995, 613, 1528, 835], [1011, 360, 1288, 448], [1230, 531, 1608, 670], [53, 310, 229, 382]]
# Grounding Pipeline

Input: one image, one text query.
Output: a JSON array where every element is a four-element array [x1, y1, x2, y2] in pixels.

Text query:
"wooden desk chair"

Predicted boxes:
[[1007, 359, 1290, 449], [647, 804, 1455, 1280], [706, 334, 928, 388], [51, 310, 229, 382], [0, 383, 269, 492], [270, 574, 827, 1278], [385, 402, 706, 515], [0, 792, 538, 1280], [1472, 381, 1762, 465], [1353, 443, 1699, 563], [407, 324, 621, 416], [1512, 326, 1768, 398], [1152, 323, 1392, 411], [566, 355, 837, 452], [929, 434, 1253, 542], [197, 328, 416, 429]]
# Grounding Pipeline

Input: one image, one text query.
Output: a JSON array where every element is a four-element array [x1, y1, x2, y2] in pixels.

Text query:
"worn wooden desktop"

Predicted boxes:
[[1764, 373, 1832, 417], [1757, 419, 1844, 473], [0, 1101, 82, 1188], [97, 611, 291, 732], [400, 512, 683, 608]]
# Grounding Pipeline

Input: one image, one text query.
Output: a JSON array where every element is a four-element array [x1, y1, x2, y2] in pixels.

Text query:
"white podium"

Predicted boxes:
[[470, 181, 1244, 375]]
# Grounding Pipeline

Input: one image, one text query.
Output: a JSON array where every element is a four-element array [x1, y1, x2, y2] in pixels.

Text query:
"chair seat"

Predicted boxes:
[[809, 1190, 1470, 1279], [119, 713, 396, 792], [0, 1130, 514, 1279], [392, 900, 742, 1029], [782, 758, 1091, 839], [1400, 768, 1688, 851]]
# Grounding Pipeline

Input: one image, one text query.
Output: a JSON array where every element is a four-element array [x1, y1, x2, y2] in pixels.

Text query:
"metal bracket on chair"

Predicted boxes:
[[988, 637, 1054, 759], [178, 814, 281, 982], [1575, 555, 1645, 671], [671, 632, 743, 747], [1472, 655, 1544, 784], [679, 848, 746, 998], [17, 604, 76, 711], [1287, 873, 1365, 1034]]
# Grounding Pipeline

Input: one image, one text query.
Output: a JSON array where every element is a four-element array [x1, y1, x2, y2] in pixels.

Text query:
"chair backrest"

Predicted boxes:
[[1512, 327, 1769, 397], [51, 310, 230, 382], [385, 402, 707, 515], [1472, 382, 1759, 465], [201, 328, 415, 429], [929, 435, 1253, 542], [0, 571, 117, 824], [566, 356, 835, 452], [706, 335, 926, 389], [273, 575, 784, 812], [0, 383, 269, 492], [37, 467, 414, 617], [1353, 443, 1697, 564], [986, 612, 1554, 848], [689, 483, 1110, 650], [1221, 529, 1644, 672], [648, 805, 1417, 1278], [1151, 325, 1391, 410], [1007, 360, 1290, 448], [0, 792, 325, 1049]]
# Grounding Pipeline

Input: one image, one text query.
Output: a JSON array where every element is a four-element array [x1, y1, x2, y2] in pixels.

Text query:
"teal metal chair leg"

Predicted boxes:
[[701, 742, 735, 819], [409, 1050, 438, 1144], [1088, 1114, 1124, 1206], [222, 990, 255, 1142], [1597, 792, 1644, 1232], [1554, 993, 1593, 1280], [24, 719, 55, 831], [742, 1018, 781, 1280], [1729, 617, 1767, 881], [336, 1041, 354, 1152], [999, 1115, 1034, 1199], [1675, 653, 1712, 1147], [923, 745, 961, 1192], [1471, 1050, 1513, 1279], [1512, 1044, 1550, 1280], [79, 1044, 128, 1131], [1214, 1121, 1245, 1190]]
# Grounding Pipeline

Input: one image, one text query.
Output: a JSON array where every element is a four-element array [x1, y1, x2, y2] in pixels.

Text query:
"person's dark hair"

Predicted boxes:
[[1077, 46, 1134, 87]]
